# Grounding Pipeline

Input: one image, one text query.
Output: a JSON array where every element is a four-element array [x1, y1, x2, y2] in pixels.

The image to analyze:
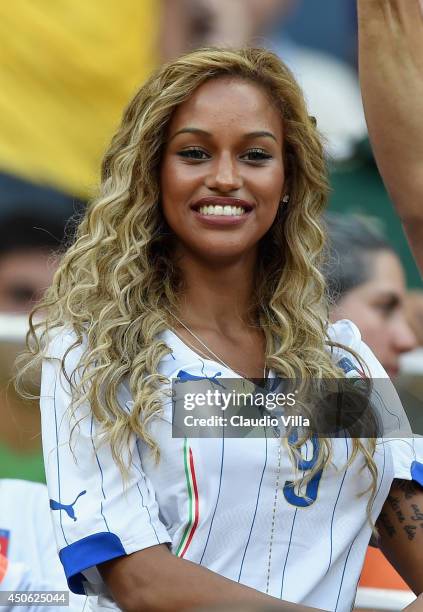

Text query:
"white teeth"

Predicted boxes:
[[197, 204, 247, 216]]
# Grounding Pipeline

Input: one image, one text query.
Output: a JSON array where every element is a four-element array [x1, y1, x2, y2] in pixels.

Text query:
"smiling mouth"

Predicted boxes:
[[198, 204, 247, 216], [191, 198, 253, 217]]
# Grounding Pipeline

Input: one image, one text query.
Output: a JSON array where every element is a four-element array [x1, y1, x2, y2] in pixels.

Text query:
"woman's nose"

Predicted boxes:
[[393, 318, 418, 355], [204, 153, 243, 192]]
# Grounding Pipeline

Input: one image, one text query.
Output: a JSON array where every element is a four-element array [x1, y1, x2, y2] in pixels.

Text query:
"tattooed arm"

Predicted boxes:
[[377, 479, 423, 595]]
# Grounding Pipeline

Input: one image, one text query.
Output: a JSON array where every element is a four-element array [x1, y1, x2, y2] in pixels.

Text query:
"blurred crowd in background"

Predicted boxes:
[[0, 0, 422, 606]]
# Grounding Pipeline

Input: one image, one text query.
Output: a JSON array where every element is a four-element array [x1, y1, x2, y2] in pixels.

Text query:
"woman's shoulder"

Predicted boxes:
[[327, 318, 362, 351], [327, 318, 388, 379], [44, 326, 206, 374], [43, 326, 87, 373]]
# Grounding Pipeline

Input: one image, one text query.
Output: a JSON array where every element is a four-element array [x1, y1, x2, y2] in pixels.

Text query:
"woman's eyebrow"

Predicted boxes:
[[168, 128, 278, 143], [243, 130, 277, 142], [168, 127, 211, 141]]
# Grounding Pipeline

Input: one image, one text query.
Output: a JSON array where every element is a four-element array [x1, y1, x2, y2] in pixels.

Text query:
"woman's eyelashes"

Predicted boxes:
[[176, 147, 273, 163], [374, 296, 399, 317], [242, 148, 273, 162], [177, 147, 210, 160]]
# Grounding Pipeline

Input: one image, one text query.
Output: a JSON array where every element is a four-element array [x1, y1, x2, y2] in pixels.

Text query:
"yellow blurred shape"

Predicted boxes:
[[0, 0, 159, 198]]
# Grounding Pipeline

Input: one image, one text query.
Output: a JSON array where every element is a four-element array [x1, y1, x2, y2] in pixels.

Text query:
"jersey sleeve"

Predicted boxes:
[[328, 319, 423, 487], [40, 330, 171, 596]]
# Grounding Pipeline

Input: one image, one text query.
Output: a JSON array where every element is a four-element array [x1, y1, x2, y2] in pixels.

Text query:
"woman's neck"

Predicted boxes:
[[175, 248, 258, 335]]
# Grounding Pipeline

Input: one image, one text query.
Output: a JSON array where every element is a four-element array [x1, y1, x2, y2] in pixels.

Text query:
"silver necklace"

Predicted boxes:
[[167, 310, 268, 380], [166, 309, 280, 594]]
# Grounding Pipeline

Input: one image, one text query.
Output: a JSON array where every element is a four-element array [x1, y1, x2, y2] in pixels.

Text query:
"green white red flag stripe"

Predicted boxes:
[[176, 439, 199, 557]]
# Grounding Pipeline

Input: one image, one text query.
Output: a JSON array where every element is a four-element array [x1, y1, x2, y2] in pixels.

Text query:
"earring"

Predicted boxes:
[[281, 194, 290, 204]]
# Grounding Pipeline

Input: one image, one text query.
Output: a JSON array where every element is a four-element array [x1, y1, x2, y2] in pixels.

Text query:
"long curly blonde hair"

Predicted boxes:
[[17, 47, 377, 513]]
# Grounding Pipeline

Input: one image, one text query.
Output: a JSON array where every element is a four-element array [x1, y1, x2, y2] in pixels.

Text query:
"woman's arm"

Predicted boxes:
[[357, 0, 423, 275], [99, 544, 325, 612], [377, 479, 423, 595]]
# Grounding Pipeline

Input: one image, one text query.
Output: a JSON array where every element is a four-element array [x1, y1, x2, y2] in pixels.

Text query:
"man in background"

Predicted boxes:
[[0, 175, 81, 479]]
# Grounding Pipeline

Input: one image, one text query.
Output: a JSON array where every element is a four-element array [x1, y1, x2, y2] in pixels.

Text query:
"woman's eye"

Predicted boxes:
[[375, 302, 396, 316], [242, 148, 273, 162], [177, 148, 210, 160]]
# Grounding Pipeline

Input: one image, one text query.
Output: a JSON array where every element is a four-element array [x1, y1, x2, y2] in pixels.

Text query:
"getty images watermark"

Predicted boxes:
[[183, 387, 305, 429], [169, 376, 422, 439]]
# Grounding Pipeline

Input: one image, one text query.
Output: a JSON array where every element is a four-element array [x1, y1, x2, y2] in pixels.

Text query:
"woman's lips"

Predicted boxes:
[[190, 197, 254, 226], [191, 197, 254, 212]]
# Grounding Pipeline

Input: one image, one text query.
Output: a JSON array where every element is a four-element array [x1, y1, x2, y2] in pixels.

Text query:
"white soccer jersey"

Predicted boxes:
[[40, 320, 423, 612]]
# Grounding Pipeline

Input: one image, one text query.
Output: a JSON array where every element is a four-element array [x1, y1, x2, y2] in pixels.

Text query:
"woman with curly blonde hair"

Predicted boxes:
[[20, 48, 423, 611]]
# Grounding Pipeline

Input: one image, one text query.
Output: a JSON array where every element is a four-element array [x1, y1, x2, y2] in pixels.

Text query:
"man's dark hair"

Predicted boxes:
[[0, 172, 85, 257]]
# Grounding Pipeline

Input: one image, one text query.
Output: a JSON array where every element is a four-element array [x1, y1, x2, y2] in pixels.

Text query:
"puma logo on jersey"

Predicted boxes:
[[176, 369, 226, 388], [50, 490, 86, 521]]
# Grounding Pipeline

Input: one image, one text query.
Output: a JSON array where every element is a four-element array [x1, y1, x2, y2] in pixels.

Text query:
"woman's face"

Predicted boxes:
[[160, 76, 286, 263], [330, 250, 417, 377]]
